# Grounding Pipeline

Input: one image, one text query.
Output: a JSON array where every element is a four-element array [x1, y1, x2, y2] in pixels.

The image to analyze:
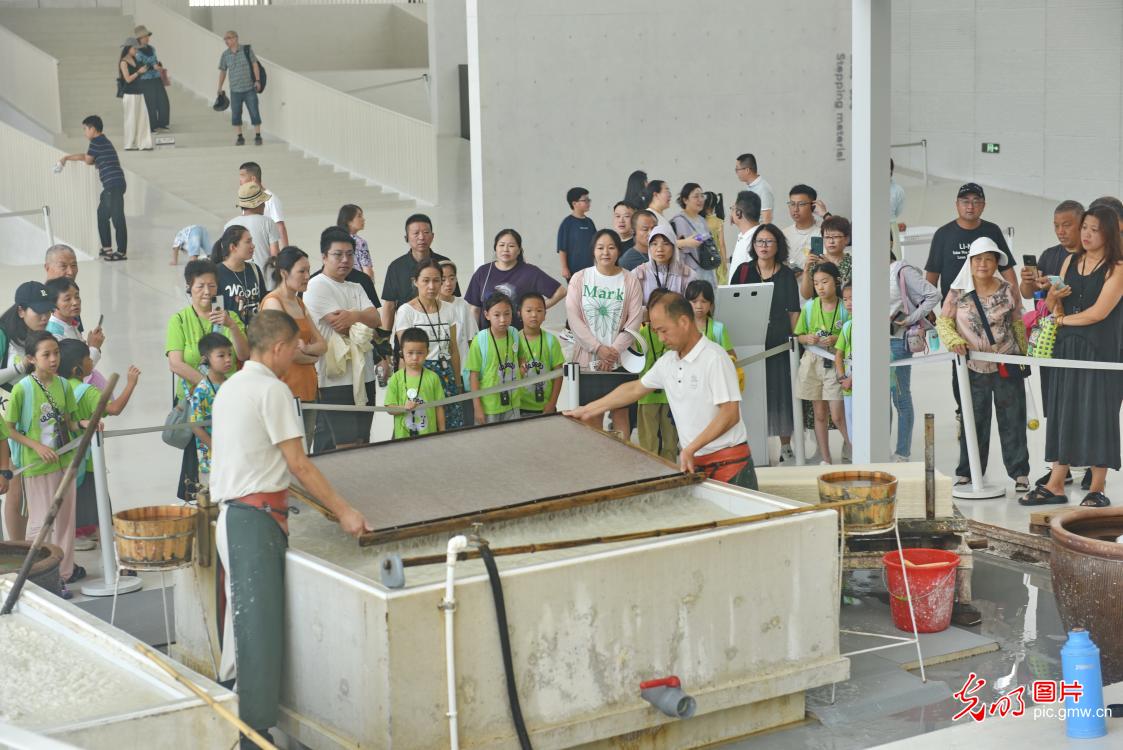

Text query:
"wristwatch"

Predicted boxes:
[[0, 469, 13, 480]]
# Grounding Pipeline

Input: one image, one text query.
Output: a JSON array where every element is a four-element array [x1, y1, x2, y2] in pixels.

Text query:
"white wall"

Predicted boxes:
[[467, 0, 852, 270], [891, 0, 1123, 203], [206, 5, 427, 70]]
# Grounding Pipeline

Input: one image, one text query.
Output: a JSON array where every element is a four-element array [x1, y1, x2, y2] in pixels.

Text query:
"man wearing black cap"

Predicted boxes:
[[924, 183, 1016, 301]]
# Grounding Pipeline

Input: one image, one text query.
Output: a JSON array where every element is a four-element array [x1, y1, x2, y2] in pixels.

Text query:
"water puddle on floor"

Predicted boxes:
[[727, 553, 1065, 749]]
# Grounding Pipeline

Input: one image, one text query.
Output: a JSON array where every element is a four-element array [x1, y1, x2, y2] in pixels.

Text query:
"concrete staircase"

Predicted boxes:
[[0, 7, 413, 220]]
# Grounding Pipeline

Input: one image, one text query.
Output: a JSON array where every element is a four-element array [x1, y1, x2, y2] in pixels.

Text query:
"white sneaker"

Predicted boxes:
[[779, 444, 797, 464], [820, 460, 832, 466], [892, 453, 909, 463], [74, 536, 97, 551]]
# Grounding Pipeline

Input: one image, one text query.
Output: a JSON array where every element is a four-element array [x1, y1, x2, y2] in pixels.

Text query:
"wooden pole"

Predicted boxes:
[[389, 497, 867, 569], [2, 374, 118, 615], [135, 642, 277, 750]]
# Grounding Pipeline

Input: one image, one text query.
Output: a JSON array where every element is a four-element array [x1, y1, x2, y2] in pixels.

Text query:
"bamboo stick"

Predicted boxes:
[[359, 473, 701, 547], [135, 642, 277, 750], [1, 374, 118, 616], [286, 484, 337, 521], [389, 497, 867, 569]]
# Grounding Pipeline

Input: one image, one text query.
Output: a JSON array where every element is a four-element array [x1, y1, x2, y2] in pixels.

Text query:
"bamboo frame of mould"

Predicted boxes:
[[387, 497, 868, 569], [285, 416, 694, 546]]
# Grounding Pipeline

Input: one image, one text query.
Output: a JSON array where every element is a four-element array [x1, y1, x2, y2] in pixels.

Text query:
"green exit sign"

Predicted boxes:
[[981, 142, 1000, 154]]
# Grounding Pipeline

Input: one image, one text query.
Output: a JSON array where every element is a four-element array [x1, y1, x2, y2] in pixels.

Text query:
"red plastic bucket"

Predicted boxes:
[[882, 549, 960, 633]]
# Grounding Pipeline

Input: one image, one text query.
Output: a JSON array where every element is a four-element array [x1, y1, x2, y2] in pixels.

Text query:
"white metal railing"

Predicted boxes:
[[891, 139, 928, 184], [0, 206, 55, 248], [0, 120, 98, 258], [136, 0, 438, 203], [0, 22, 62, 133]]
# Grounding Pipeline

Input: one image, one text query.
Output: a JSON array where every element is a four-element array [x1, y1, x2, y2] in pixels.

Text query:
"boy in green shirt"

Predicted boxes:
[[386, 327, 446, 438], [467, 293, 521, 424], [516, 292, 564, 415], [794, 262, 850, 464], [834, 284, 854, 440]]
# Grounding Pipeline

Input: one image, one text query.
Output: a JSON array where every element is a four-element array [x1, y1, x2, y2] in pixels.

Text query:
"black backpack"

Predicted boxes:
[[244, 45, 267, 92]]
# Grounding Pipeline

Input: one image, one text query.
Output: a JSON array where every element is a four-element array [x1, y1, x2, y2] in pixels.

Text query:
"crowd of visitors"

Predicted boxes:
[[13, 108, 1123, 615]]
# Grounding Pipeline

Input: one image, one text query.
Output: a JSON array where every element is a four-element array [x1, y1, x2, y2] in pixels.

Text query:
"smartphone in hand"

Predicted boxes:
[[1022, 254, 1037, 270], [810, 236, 824, 256]]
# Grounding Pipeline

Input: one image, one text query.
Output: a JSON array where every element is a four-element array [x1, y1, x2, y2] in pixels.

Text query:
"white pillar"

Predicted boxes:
[[465, 0, 487, 269], [851, 0, 892, 463]]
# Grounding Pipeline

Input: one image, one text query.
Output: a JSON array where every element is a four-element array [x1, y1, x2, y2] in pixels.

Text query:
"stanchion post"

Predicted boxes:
[[42, 205, 54, 248], [952, 355, 1004, 499], [788, 339, 806, 465], [562, 363, 580, 412], [81, 432, 142, 596]]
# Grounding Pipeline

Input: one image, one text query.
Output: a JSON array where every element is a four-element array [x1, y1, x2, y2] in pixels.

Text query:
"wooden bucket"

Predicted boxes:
[[113, 505, 198, 570], [817, 471, 898, 534]]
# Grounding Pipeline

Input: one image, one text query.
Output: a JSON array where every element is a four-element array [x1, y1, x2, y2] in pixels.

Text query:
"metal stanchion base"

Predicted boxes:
[[83, 576, 142, 597], [952, 484, 1006, 500]]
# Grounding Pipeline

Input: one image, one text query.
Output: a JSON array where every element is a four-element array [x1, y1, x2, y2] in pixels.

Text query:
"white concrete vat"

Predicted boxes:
[[270, 419, 847, 749], [0, 575, 237, 749]]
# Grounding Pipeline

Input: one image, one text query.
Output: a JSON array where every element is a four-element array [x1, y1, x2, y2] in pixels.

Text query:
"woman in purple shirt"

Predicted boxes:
[[465, 228, 565, 329]]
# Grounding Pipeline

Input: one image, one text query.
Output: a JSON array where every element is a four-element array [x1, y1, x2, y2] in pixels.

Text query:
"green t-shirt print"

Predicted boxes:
[[385, 368, 446, 438]]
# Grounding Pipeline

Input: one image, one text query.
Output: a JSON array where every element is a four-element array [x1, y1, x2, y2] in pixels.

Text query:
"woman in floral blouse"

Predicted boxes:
[[936, 237, 1030, 492]]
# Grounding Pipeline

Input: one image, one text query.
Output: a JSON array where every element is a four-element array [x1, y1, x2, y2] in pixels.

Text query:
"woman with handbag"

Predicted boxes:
[[671, 183, 720, 288], [936, 237, 1030, 492], [889, 247, 939, 461], [1028, 205, 1123, 507], [166, 259, 249, 500], [117, 39, 153, 151]]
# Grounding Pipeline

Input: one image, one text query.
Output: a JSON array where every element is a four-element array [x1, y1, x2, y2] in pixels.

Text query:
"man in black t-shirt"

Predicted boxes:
[[924, 183, 1017, 301], [1019, 200, 1083, 300], [380, 213, 457, 330]]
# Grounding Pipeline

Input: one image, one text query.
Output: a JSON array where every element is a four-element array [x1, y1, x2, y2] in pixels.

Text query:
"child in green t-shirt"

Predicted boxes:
[[467, 293, 521, 424], [794, 262, 850, 464], [385, 327, 446, 439], [188, 333, 232, 488], [5, 331, 88, 593], [59, 339, 140, 546], [636, 288, 678, 461], [517, 292, 563, 415], [834, 284, 854, 450]]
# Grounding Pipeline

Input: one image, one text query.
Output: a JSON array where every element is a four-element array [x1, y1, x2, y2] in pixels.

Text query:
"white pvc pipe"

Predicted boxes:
[[42, 205, 54, 248], [442, 534, 469, 750], [788, 341, 806, 465]]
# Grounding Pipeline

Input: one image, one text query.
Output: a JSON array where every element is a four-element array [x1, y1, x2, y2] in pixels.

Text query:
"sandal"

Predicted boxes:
[[65, 565, 87, 584], [1019, 486, 1068, 506], [106, 251, 127, 262], [99, 248, 114, 260], [955, 477, 971, 486], [1080, 492, 1111, 508], [1014, 478, 1030, 493]]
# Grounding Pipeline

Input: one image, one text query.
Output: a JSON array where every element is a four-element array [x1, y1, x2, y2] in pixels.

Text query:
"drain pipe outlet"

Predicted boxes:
[[640, 676, 696, 719], [440, 535, 470, 750]]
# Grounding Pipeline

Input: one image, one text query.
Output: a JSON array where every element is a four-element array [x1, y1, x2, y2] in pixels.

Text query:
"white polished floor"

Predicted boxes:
[[0, 155, 1120, 534]]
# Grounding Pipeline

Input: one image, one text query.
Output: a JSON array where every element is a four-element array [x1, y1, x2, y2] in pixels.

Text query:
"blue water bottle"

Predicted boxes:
[[1061, 628, 1107, 738]]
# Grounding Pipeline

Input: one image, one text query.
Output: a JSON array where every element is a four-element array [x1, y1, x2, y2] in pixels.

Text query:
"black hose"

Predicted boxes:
[[479, 544, 534, 750]]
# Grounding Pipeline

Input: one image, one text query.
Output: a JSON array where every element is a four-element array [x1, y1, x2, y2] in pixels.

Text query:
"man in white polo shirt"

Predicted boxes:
[[728, 190, 762, 274], [567, 292, 756, 488], [303, 226, 380, 450], [210, 309, 369, 749]]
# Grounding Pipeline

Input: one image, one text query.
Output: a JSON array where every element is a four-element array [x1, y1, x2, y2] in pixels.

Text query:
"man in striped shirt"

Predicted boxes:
[[57, 115, 129, 261]]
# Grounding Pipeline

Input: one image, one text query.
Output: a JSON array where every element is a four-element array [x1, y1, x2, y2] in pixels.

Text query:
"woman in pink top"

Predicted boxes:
[[566, 229, 643, 438]]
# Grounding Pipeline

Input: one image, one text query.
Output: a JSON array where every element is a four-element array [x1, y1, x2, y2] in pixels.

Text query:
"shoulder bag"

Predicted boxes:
[[244, 45, 267, 92], [896, 264, 930, 354], [970, 291, 1029, 379], [678, 215, 721, 270], [162, 373, 193, 449]]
